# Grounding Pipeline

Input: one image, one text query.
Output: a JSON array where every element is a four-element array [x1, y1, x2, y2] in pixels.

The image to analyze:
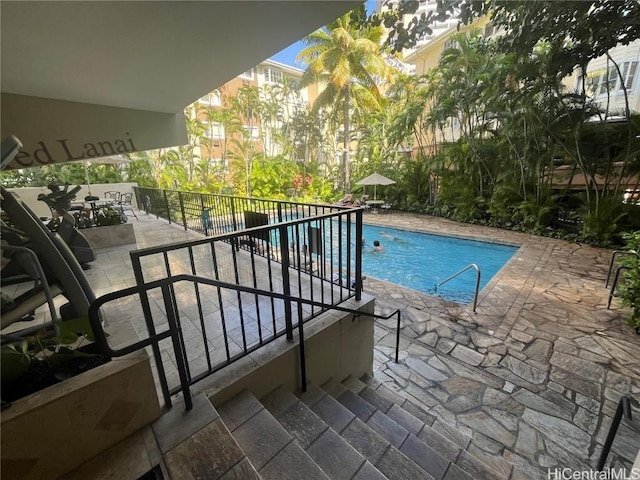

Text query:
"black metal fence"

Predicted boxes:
[[89, 205, 376, 407], [133, 187, 346, 237]]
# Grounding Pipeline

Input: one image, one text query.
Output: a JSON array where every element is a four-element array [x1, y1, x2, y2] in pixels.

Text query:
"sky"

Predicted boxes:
[[269, 0, 378, 69]]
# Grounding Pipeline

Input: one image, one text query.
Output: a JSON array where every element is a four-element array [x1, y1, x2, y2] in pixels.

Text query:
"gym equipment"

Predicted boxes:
[[37, 184, 96, 268]]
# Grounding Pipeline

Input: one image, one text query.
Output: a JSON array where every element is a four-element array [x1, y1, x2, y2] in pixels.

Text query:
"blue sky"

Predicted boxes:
[[269, 0, 378, 69]]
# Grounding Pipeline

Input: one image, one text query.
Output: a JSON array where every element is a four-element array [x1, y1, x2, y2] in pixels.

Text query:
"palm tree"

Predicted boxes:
[[297, 6, 394, 193]]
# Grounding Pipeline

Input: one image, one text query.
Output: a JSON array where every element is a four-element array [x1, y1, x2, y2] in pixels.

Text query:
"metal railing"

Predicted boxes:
[[88, 274, 402, 411], [605, 251, 639, 288], [606, 250, 638, 310], [133, 187, 347, 237], [85, 204, 410, 410], [596, 395, 639, 471], [434, 263, 481, 312]]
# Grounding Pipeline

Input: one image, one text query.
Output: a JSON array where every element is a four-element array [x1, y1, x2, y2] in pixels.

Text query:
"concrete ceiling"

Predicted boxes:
[[1, 1, 361, 113], [0, 0, 361, 167]]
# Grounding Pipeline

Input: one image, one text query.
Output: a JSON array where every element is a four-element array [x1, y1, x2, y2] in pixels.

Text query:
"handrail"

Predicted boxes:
[[606, 251, 639, 287], [596, 395, 638, 471], [434, 263, 481, 313], [607, 265, 630, 309], [88, 273, 403, 410]]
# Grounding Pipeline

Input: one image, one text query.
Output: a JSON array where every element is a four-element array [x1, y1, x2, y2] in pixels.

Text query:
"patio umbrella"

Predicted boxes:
[[70, 155, 130, 194], [355, 172, 396, 200]]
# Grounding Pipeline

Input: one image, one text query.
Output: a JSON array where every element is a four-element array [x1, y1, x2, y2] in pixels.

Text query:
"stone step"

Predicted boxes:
[[260, 386, 372, 480], [218, 390, 329, 480], [329, 381, 450, 480], [298, 383, 437, 480], [345, 376, 510, 480]]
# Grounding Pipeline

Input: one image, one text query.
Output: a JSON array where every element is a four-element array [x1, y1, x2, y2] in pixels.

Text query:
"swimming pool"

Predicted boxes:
[[354, 224, 517, 303]]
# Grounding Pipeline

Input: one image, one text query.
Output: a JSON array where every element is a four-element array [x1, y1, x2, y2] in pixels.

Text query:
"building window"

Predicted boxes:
[[199, 90, 221, 106], [243, 125, 259, 141], [205, 122, 225, 139], [263, 67, 284, 84], [240, 68, 255, 80], [586, 61, 638, 96]]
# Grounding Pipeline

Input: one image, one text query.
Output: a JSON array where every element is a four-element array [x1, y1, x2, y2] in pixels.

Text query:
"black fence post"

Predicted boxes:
[[178, 192, 187, 231], [163, 190, 172, 224], [355, 209, 363, 301], [279, 225, 293, 341]]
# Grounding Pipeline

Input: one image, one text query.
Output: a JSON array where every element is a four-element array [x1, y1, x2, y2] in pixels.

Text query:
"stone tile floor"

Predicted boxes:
[[13, 209, 639, 478], [361, 212, 640, 477]]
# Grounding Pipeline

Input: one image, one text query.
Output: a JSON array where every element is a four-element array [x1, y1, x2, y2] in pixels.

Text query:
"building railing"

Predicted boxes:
[[87, 206, 381, 407], [88, 273, 402, 411], [133, 187, 347, 237]]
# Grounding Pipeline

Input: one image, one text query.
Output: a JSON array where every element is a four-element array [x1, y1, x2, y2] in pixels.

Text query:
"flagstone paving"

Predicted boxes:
[[49, 210, 639, 479], [361, 212, 640, 478]]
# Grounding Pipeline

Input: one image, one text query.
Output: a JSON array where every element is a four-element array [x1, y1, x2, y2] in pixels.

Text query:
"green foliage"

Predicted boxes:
[[1, 317, 99, 386], [580, 195, 627, 244], [95, 207, 126, 226], [618, 232, 640, 331]]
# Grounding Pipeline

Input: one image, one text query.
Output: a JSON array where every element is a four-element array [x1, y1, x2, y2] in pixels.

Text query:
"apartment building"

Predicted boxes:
[[194, 59, 315, 177]]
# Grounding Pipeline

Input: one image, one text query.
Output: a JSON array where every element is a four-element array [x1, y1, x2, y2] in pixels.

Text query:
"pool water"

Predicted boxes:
[[354, 225, 517, 304]]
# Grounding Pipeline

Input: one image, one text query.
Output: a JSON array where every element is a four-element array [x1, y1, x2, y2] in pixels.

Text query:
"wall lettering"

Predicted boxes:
[[12, 132, 138, 168]]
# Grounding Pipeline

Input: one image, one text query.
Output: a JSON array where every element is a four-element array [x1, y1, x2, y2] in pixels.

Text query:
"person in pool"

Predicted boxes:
[[373, 240, 384, 252], [380, 231, 406, 244]]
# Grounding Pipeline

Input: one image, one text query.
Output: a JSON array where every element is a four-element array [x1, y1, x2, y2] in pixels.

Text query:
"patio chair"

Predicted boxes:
[[380, 202, 392, 213], [335, 193, 353, 205], [117, 192, 138, 220], [104, 191, 120, 202]]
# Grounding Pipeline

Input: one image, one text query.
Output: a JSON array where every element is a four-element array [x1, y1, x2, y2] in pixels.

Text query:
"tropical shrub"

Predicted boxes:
[[618, 231, 640, 332]]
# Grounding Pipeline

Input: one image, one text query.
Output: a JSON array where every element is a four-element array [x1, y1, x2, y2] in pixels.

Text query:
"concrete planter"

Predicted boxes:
[[82, 222, 136, 249], [1, 350, 161, 480]]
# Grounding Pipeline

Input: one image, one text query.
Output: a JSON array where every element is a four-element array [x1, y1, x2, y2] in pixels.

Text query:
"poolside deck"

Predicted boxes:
[[17, 210, 638, 478]]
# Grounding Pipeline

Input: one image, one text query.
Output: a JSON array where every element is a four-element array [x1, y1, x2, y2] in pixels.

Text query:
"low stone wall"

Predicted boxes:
[[198, 295, 377, 406], [81, 223, 136, 249], [1, 350, 161, 480]]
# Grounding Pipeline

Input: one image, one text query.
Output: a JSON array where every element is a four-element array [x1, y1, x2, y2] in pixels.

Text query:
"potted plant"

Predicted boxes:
[[1, 317, 161, 480], [1, 316, 109, 404]]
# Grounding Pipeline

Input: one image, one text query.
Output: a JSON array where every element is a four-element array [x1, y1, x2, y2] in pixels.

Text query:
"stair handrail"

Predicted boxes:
[[596, 395, 639, 471], [88, 273, 403, 411], [606, 250, 639, 287], [434, 263, 481, 313]]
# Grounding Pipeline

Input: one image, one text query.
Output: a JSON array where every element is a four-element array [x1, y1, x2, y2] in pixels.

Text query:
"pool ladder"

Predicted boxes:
[[434, 263, 481, 313]]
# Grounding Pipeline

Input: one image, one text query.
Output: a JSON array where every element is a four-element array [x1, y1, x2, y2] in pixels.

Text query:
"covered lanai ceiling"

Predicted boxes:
[[1, 0, 361, 169]]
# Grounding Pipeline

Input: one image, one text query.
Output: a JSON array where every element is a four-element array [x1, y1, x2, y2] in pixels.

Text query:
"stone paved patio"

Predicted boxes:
[[14, 209, 639, 479], [361, 212, 640, 478]]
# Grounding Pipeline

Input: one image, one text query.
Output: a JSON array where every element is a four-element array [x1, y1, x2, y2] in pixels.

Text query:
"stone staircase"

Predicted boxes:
[[214, 374, 516, 480]]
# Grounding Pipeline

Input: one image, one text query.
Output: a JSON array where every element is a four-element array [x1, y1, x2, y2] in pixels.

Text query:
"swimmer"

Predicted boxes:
[[380, 231, 406, 244], [373, 240, 384, 252]]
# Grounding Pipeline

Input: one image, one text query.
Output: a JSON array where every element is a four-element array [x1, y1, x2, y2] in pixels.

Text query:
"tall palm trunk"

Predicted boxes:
[[343, 86, 351, 193]]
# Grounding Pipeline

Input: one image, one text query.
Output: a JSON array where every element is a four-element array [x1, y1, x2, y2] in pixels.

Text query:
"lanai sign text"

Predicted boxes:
[[13, 133, 137, 167]]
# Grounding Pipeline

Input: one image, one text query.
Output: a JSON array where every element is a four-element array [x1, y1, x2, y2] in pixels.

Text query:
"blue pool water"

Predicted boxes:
[[355, 225, 517, 304]]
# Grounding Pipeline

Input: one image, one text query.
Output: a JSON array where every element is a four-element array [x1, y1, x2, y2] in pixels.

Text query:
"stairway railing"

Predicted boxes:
[[88, 273, 402, 411]]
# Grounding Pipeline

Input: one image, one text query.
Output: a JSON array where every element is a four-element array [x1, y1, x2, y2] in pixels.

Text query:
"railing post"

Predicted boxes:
[[597, 396, 632, 470], [178, 191, 188, 231], [297, 301, 307, 392], [279, 225, 294, 340], [355, 210, 363, 301], [230, 197, 238, 231], [161, 283, 193, 410], [163, 190, 171, 224], [472, 269, 481, 313], [395, 310, 401, 363], [130, 255, 173, 409]]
